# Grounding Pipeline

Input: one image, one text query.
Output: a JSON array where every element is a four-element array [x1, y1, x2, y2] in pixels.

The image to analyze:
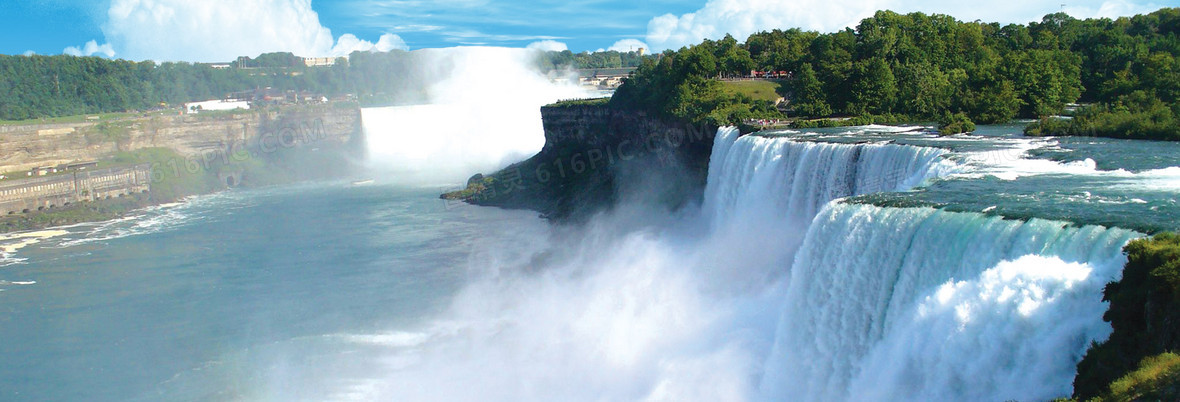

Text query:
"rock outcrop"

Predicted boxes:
[[444, 104, 717, 221]]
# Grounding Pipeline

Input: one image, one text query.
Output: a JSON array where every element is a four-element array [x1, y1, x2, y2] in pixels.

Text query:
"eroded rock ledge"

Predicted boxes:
[[444, 104, 717, 221]]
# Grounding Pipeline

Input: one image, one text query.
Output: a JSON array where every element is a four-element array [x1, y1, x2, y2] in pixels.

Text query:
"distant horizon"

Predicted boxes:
[[0, 1, 1170, 63], [0, 45, 649, 65]]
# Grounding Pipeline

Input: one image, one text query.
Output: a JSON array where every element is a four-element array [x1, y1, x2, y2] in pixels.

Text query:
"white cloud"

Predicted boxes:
[[63, 40, 117, 58], [101, 0, 408, 62], [643, 0, 1165, 51], [525, 40, 569, 52], [1064, 0, 1164, 20], [645, 0, 883, 51], [22, 50, 36, 56], [331, 33, 409, 56], [374, 33, 409, 52], [607, 39, 650, 53]]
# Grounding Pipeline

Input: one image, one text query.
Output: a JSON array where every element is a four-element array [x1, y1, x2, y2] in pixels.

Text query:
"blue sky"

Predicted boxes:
[[0, 0, 1171, 62], [315, 0, 701, 48]]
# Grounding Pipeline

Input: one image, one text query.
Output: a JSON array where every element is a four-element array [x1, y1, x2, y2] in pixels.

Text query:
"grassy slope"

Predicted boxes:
[[718, 80, 784, 103]]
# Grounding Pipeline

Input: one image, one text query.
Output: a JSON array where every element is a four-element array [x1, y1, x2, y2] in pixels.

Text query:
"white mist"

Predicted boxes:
[[362, 47, 589, 185]]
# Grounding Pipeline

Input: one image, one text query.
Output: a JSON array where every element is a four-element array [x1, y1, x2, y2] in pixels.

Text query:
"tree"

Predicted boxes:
[[1005, 49, 1083, 117], [895, 61, 952, 117], [789, 63, 832, 116], [716, 34, 755, 77], [847, 57, 897, 115]]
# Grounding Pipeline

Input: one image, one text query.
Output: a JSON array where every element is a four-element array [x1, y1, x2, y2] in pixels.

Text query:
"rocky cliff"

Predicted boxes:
[[445, 104, 717, 221], [0, 105, 363, 174]]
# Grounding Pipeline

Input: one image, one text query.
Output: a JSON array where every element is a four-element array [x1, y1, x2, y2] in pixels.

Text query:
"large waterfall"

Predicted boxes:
[[699, 127, 1140, 400], [699, 127, 963, 282], [761, 204, 1137, 401], [285, 126, 1147, 401]]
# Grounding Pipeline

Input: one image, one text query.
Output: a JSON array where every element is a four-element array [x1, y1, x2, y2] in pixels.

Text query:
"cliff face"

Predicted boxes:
[[1074, 233, 1180, 399], [446, 105, 717, 221], [0, 105, 363, 174]]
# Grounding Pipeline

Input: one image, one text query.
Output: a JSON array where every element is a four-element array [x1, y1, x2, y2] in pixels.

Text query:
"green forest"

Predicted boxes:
[[0, 52, 352, 120], [0, 49, 645, 121], [610, 8, 1180, 139], [534, 50, 649, 71]]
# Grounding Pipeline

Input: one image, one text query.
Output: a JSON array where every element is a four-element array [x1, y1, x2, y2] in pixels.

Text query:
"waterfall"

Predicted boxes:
[[704, 128, 958, 228], [759, 204, 1138, 401], [700, 128, 962, 279], [700, 127, 1142, 400], [307, 126, 1145, 401]]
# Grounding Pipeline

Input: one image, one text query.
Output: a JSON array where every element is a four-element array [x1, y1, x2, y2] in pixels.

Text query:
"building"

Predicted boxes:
[[65, 161, 99, 171], [303, 57, 337, 67], [575, 68, 636, 90], [0, 165, 152, 215], [31, 166, 57, 176], [183, 99, 250, 114]]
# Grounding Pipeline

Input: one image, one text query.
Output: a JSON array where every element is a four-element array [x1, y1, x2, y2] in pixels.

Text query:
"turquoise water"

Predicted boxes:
[[760, 125, 1180, 233], [0, 184, 545, 401]]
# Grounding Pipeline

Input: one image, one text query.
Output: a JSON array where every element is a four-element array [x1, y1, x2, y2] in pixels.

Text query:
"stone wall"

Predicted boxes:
[[0, 165, 151, 215]]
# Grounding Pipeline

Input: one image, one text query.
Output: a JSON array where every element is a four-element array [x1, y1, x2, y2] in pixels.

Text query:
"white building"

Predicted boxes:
[[303, 57, 337, 67], [184, 99, 250, 114]]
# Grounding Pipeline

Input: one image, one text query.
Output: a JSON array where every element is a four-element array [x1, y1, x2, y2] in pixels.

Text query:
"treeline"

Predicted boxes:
[[0, 48, 637, 121], [0, 53, 352, 120], [610, 34, 785, 126], [611, 8, 1180, 138], [535, 50, 650, 71]]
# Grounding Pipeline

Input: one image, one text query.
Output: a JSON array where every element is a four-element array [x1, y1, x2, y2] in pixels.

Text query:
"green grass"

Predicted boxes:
[[790, 114, 914, 129], [547, 97, 612, 108], [0, 111, 149, 126], [1088, 352, 1180, 401], [719, 80, 784, 103]]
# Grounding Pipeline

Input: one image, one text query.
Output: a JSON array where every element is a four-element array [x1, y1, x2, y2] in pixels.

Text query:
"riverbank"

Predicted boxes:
[[0, 194, 153, 234], [0, 103, 366, 234]]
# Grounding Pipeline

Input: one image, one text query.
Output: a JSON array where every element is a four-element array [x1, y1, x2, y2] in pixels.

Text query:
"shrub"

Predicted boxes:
[[938, 112, 976, 135]]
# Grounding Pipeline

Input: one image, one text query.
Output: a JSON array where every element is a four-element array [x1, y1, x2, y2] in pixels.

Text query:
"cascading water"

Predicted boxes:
[[699, 127, 963, 283], [696, 128, 1143, 400], [704, 127, 959, 227], [758, 204, 1139, 401]]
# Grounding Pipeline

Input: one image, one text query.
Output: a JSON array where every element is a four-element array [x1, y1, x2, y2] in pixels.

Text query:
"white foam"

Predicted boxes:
[[54, 193, 231, 248], [760, 204, 1139, 401], [1113, 166, 1180, 192], [0, 280, 36, 286], [956, 138, 1180, 194], [961, 140, 1101, 180], [336, 332, 432, 348], [0, 229, 72, 265], [848, 255, 1111, 401]]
